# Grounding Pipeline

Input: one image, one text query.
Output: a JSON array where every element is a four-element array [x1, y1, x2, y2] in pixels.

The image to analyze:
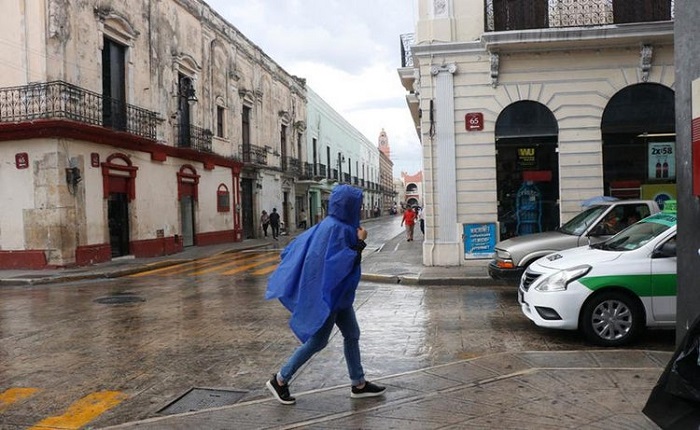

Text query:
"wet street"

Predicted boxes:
[[0, 217, 675, 429]]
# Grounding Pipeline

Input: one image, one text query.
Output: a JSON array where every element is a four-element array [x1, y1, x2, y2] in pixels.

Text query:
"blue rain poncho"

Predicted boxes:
[[265, 185, 364, 342]]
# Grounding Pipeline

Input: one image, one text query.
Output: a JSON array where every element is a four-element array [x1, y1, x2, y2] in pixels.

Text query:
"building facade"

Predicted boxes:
[[400, 0, 675, 266], [301, 88, 382, 224], [377, 129, 396, 214], [400, 171, 424, 208], [0, 0, 307, 268]]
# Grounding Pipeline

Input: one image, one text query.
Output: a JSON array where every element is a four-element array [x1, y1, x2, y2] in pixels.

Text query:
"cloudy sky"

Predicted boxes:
[[206, 0, 422, 178]]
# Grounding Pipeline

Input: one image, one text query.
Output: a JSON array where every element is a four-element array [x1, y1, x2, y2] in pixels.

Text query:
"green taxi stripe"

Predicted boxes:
[[579, 274, 676, 296]]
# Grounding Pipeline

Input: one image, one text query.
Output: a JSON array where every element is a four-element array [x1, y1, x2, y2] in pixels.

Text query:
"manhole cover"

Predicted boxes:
[[94, 294, 145, 305], [158, 388, 247, 415]]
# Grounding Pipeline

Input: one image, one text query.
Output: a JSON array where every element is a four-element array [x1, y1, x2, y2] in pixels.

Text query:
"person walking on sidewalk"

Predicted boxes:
[[417, 206, 425, 235], [261, 210, 270, 237], [269, 208, 281, 240], [401, 206, 417, 241], [264, 184, 386, 405]]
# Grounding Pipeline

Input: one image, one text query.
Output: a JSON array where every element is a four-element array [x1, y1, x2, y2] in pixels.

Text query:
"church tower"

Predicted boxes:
[[378, 128, 390, 158]]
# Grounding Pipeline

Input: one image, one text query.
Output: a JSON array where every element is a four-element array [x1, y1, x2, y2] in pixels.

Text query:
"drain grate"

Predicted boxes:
[[94, 293, 145, 305], [158, 388, 247, 415]]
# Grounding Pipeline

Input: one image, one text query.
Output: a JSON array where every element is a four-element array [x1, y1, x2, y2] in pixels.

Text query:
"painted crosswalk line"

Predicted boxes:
[[130, 251, 280, 277], [0, 387, 40, 411], [28, 390, 127, 430]]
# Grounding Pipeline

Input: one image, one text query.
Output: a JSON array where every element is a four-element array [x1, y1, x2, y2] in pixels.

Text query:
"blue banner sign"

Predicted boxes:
[[463, 223, 497, 259]]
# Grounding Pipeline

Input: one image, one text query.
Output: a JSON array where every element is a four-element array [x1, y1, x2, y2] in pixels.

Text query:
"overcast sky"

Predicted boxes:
[[206, 0, 422, 178]]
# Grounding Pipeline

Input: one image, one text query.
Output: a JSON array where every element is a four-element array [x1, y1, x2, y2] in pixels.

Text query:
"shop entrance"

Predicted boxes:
[[601, 83, 676, 207], [495, 101, 559, 240]]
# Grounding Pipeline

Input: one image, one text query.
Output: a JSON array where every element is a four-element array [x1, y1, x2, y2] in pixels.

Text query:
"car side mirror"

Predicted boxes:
[[653, 242, 676, 258], [588, 225, 605, 236]]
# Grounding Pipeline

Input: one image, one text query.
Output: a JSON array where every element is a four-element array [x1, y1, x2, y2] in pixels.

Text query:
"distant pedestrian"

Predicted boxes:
[[261, 210, 270, 237], [264, 185, 386, 405], [417, 207, 425, 235], [401, 206, 417, 241], [269, 208, 281, 240], [297, 209, 307, 230]]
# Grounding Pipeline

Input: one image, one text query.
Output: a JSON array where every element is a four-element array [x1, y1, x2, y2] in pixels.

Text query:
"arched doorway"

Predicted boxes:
[[601, 83, 675, 208], [177, 165, 200, 247], [101, 153, 138, 257], [495, 101, 559, 240]]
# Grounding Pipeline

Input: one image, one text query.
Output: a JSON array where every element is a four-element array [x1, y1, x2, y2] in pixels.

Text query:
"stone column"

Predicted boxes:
[[426, 63, 461, 265]]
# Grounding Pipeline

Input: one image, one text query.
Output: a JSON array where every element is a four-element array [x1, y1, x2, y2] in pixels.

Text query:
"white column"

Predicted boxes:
[[432, 63, 458, 244]]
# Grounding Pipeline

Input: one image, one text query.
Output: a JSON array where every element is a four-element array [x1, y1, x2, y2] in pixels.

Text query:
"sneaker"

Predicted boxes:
[[351, 381, 386, 399], [266, 374, 296, 405]]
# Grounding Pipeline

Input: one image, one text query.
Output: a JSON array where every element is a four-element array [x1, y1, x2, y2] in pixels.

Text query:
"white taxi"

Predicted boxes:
[[518, 209, 677, 347]]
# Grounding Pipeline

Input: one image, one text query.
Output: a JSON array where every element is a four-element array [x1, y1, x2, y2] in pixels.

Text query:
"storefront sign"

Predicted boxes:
[[465, 113, 484, 131], [463, 223, 496, 259], [648, 142, 675, 180], [517, 147, 536, 168]]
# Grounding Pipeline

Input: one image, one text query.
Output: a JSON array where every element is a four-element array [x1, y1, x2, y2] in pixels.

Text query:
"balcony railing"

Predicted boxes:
[[240, 144, 268, 165], [174, 123, 212, 152], [318, 164, 327, 178], [283, 156, 302, 175], [485, 0, 673, 32], [400, 33, 415, 68], [299, 162, 314, 180], [0, 80, 158, 140]]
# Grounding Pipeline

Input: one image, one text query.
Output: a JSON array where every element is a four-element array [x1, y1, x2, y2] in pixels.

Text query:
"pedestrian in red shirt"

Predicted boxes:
[[401, 206, 417, 241]]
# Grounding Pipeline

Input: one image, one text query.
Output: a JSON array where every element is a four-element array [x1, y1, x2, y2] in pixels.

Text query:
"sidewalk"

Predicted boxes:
[[0, 226, 668, 429], [0, 218, 490, 287]]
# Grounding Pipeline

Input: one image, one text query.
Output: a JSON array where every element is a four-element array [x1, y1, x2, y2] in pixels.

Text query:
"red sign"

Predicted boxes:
[[91, 152, 100, 167], [465, 113, 484, 131], [15, 153, 29, 169]]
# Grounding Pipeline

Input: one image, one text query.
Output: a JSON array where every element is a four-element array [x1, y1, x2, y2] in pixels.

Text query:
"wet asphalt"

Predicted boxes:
[[0, 216, 675, 429]]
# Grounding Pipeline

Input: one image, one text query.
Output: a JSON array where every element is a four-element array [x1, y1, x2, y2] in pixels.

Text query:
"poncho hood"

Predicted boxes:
[[265, 185, 364, 342]]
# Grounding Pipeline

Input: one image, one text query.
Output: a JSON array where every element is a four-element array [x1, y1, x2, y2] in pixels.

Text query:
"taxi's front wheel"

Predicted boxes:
[[580, 291, 644, 347]]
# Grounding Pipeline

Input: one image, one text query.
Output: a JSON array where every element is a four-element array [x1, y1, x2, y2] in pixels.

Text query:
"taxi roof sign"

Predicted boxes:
[[663, 200, 677, 213]]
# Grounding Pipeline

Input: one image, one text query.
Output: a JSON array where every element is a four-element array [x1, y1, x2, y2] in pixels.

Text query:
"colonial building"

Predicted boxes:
[[401, 171, 424, 208], [377, 129, 396, 215], [301, 88, 382, 224], [0, 0, 306, 268], [400, 0, 675, 266]]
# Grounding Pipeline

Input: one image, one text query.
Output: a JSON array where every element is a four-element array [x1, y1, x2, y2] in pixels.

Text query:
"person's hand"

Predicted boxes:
[[357, 226, 368, 241]]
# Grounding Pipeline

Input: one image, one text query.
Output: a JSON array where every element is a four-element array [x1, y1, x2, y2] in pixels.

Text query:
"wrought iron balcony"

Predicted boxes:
[[298, 162, 315, 180], [400, 33, 415, 68], [239, 144, 268, 165], [0, 80, 158, 139], [174, 123, 212, 152], [283, 156, 302, 175], [318, 164, 327, 178], [485, 0, 673, 32]]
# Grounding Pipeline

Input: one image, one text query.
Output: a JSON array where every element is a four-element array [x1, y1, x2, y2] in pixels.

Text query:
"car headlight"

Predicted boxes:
[[535, 265, 591, 292]]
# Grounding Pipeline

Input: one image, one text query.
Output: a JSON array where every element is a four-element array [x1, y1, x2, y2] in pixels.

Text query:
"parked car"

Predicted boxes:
[[489, 200, 661, 284], [518, 208, 677, 347]]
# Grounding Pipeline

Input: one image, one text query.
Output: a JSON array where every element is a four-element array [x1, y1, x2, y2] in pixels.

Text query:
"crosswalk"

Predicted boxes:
[[0, 388, 127, 429], [129, 250, 281, 278]]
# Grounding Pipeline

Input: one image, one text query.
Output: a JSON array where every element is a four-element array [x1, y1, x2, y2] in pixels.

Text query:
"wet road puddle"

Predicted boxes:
[[158, 388, 247, 415]]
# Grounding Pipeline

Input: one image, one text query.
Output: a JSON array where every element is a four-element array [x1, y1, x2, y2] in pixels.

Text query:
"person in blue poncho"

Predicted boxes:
[[264, 184, 386, 405]]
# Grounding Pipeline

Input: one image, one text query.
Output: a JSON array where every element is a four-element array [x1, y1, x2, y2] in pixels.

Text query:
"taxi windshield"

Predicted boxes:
[[559, 205, 608, 235], [594, 213, 676, 251]]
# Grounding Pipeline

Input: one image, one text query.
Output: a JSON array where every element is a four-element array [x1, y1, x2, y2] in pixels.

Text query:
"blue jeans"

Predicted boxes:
[[279, 307, 365, 386]]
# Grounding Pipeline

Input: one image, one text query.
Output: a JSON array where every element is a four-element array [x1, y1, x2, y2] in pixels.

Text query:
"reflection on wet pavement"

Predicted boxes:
[[0, 257, 674, 428]]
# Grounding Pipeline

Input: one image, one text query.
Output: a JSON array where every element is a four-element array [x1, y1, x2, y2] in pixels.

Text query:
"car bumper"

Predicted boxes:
[[488, 262, 524, 283], [518, 281, 591, 330]]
